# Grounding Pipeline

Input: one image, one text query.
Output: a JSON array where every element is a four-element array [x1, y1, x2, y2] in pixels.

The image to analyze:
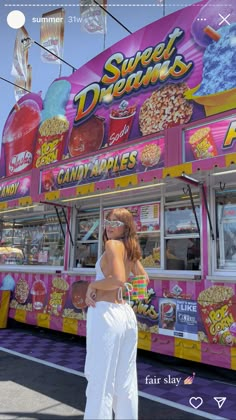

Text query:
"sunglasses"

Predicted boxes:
[[104, 219, 125, 228]]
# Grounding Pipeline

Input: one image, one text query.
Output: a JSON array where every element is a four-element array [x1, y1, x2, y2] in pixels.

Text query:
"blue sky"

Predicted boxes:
[[0, 0, 197, 142]]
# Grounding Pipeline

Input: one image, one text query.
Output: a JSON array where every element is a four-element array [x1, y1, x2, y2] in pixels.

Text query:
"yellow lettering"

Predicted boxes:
[[101, 53, 123, 84], [223, 121, 236, 148]]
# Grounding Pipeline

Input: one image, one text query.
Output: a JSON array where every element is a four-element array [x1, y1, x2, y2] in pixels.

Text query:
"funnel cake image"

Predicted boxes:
[[186, 23, 236, 116]]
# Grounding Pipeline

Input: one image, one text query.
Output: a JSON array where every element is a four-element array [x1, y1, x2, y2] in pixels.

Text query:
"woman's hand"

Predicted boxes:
[[85, 283, 96, 307]]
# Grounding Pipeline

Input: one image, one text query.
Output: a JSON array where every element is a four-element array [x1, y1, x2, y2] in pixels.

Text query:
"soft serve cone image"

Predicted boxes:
[[186, 20, 236, 116]]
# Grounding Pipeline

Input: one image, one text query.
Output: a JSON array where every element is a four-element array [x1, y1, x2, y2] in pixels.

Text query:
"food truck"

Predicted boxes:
[[1, 0, 236, 370]]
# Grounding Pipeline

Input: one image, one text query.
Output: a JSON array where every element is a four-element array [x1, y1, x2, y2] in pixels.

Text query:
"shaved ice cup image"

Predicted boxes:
[[185, 85, 236, 117], [3, 100, 41, 176], [31, 279, 47, 310], [108, 110, 136, 147]]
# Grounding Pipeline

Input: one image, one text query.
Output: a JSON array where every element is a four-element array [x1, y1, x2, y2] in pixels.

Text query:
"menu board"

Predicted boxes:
[[140, 203, 159, 226], [104, 202, 160, 232]]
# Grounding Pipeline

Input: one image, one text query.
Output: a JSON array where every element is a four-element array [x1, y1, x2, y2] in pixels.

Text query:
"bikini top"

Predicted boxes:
[[95, 255, 104, 281]]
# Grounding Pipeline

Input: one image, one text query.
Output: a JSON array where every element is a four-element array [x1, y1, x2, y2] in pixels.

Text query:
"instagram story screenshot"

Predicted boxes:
[[0, 0, 236, 419]]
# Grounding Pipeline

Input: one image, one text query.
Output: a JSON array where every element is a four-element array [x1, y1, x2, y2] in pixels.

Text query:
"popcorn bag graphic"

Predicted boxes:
[[33, 116, 69, 168], [47, 276, 69, 316], [197, 286, 236, 345], [189, 127, 218, 159]]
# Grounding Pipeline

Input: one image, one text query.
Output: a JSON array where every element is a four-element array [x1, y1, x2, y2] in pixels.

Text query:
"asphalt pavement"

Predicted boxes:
[[0, 350, 219, 420], [0, 323, 234, 420]]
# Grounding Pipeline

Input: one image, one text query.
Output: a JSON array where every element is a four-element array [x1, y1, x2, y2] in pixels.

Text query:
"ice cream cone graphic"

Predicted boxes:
[[184, 372, 195, 385]]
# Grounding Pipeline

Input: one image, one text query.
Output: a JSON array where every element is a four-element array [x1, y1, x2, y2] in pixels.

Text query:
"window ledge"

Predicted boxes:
[[66, 268, 96, 276], [207, 275, 236, 283], [146, 269, 201, 281], [0, 265, 63, 274]]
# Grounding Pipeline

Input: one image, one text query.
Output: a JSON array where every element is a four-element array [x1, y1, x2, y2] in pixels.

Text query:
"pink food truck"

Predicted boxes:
[[1, 0, 236, 371]]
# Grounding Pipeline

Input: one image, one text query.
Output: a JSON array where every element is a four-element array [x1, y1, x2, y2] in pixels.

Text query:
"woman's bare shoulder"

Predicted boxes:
[[105, 239, 125, 251]]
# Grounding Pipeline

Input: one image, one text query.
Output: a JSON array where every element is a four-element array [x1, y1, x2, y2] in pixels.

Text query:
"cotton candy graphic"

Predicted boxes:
[[0, 274, 15, 291], [34, 79, 71, 167], [41, 79, 71, 121]]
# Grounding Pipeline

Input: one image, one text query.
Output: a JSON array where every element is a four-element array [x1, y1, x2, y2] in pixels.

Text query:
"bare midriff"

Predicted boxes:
[[95, 289, 123, 304]]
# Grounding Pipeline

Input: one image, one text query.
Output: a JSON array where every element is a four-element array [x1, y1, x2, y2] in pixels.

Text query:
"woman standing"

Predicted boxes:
[[84, 207, 148, 420]]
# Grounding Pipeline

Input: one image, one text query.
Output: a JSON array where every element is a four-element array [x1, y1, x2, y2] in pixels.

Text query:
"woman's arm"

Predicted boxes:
[[131, 259, 149, 283]]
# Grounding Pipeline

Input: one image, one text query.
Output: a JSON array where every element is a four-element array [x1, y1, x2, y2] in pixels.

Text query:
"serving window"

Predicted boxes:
[[75, 211, 99, 268], [104, 202, 161, 269], [164, 201, 201, 271], [216, 190, 236, 270], [0, 205, 65, 266]]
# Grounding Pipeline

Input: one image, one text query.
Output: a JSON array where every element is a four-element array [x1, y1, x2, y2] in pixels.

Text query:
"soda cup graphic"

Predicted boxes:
[[108, 101, 136, 147], [3, 100, 41, 176]]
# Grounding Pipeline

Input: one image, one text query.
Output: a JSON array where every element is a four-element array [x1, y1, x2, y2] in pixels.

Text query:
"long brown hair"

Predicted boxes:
[[103, 208, 141, 262]]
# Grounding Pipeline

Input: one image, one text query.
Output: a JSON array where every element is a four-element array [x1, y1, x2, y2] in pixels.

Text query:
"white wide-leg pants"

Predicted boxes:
[[84, 301, 138, 420]]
